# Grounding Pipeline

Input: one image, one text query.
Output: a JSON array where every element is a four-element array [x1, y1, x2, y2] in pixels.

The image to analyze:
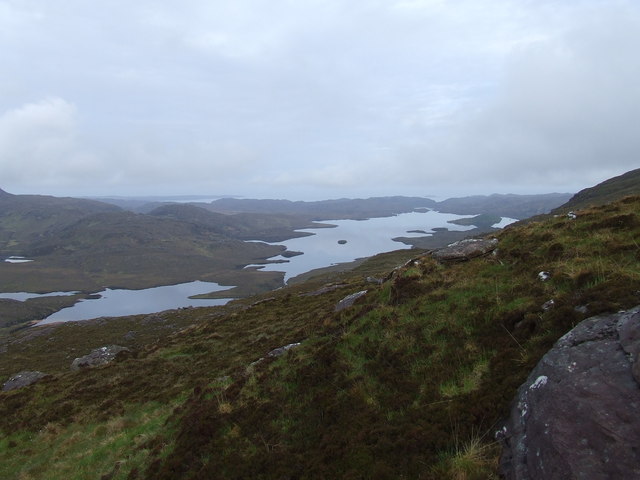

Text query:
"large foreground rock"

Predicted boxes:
[[431, 238, 498, 262], [71, 345, 130, 371], [499, 306, 640, 479], [2, 371, 49, 391]]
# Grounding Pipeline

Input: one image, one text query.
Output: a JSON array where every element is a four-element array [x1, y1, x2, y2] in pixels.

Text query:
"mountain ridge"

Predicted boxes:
[[553, 167, 640, 212], [1, 170, 639, 478]]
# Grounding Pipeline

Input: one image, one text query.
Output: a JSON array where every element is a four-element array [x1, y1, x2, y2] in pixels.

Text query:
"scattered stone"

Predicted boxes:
[[2, 371, 49, 392], [247, 357, 264, 371], [366, 276, 383, 285], [142, 314, 166, 325], [335, 290, 368, 312], [300, 283, 348, 297], [499, 306, 640, 480], [250, 297, 276, 307], [267, 342, 302, 358], [574, 305, 589, 314], [71, 345, 130, 371], [541, 299, 555, 311], [403, 257, 422, 267], [431, 238, 498, 262], [567, 211, 577, 220], [123, 330, 136, 341], [537, 271, 551, 282]]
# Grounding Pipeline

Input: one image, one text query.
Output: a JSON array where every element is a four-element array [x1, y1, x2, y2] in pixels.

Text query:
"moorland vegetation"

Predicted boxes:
[[1, 170, 639, 478]]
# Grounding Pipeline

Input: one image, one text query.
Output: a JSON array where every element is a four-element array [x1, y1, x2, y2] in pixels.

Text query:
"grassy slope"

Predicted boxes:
[[554, 168, 640, 212], [0, 192, 571, 333], [435, 193, 572, 219], [1, 196, 639, 479], [0, 206, 288, 331], [0, 193, 121, 256], [148, 203, 335, 242]]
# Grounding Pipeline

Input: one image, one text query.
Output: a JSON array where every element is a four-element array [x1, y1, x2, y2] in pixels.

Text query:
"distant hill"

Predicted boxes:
[[2, 181, 639, 479], [434, 193, 572, 219], [207, 196, 437, 219], [148, 203, 321, 242], [206, 194, 571, 221], [553, 168, 640, 212], [0, 192, 122, 256]]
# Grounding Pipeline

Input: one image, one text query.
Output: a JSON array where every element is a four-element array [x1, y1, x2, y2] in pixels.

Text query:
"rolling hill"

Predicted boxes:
[[552, 167, 640, 212], [1, 170, 639, 478]]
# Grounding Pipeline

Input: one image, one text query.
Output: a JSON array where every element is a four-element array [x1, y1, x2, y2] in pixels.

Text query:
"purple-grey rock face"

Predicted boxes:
[[71, 345, 130, 371], [431, 238, 498, 262], [499, 306, 640, 479], [2, 371, 49, 392]]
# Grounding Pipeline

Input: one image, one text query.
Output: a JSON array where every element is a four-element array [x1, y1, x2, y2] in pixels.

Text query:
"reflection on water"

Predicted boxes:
[[37, 281, 233, 324], [247, 210, 477, 282]]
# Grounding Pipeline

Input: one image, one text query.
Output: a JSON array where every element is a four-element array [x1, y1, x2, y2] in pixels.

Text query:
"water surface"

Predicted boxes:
[[38, 281, 233, 324], [0, 290, 79, 301], [247, 210, 477, 281]]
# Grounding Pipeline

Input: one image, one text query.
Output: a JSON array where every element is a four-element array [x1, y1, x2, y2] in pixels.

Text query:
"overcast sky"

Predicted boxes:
[[1, 0, 639, 199]]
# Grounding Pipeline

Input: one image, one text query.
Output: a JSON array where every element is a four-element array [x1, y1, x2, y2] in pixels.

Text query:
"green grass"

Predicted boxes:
[[2, 196, 640, 479], [0, 401, 175, 480]]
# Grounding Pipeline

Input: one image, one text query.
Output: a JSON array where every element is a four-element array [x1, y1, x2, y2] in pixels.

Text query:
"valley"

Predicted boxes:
[[0, 191, 567, 331], [1, 171, 639, 478]]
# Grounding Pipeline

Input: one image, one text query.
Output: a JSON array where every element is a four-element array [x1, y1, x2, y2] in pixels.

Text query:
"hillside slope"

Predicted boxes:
[[553, 168, 640, 212], [0, 190, 122, 257], [148, 203, 325, 242], [1, 192, 639, 479], [435, 193, 572, 219]]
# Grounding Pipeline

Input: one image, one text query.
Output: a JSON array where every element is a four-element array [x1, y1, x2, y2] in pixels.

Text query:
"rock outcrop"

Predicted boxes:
[[2, 371, 49, 391], [431, 238, 498, 262], [499, 307, 640, 479], [267, 342, 302, 358], [335, 290, 367, 312], [71, 345, 130, 371]]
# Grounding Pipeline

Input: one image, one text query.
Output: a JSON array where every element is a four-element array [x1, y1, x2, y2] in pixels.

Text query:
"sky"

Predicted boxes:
[[0, 0, 639, 200]]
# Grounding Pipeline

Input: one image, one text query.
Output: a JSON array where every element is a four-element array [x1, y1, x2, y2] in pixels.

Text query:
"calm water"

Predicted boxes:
[[246, 210, 483, 281], [2, 211, 516, 323], [0, 290, 79, 301], [36, 281, 233, 324]]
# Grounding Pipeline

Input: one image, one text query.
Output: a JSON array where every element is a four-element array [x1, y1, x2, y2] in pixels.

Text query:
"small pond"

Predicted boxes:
[[33, 281, 234, 324]]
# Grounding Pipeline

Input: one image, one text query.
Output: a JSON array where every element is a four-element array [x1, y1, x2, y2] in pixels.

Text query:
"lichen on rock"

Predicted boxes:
[[499, 306, 640, 479]]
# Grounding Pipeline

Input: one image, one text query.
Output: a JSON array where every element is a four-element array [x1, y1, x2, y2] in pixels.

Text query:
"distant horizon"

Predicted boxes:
[[1, 186, 577, 203], [2, 2, 638, 200]]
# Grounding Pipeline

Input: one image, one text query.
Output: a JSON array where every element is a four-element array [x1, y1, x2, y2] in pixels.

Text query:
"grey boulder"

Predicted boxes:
[[335, 290, 367, 312], [71, 345, 130, 371], [499, 306, 640, 479], [2, 370, 49, 392], [431, 238, 498, 262]]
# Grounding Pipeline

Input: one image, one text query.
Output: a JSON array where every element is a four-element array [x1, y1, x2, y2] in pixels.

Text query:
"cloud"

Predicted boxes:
[[0, 98, 107, 188], [386, 3, 640, 193], [0, 1, 638, 197]]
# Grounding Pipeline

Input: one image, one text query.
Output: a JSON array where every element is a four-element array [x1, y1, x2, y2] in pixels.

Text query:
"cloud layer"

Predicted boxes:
[[0, 0, 638, 198]]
